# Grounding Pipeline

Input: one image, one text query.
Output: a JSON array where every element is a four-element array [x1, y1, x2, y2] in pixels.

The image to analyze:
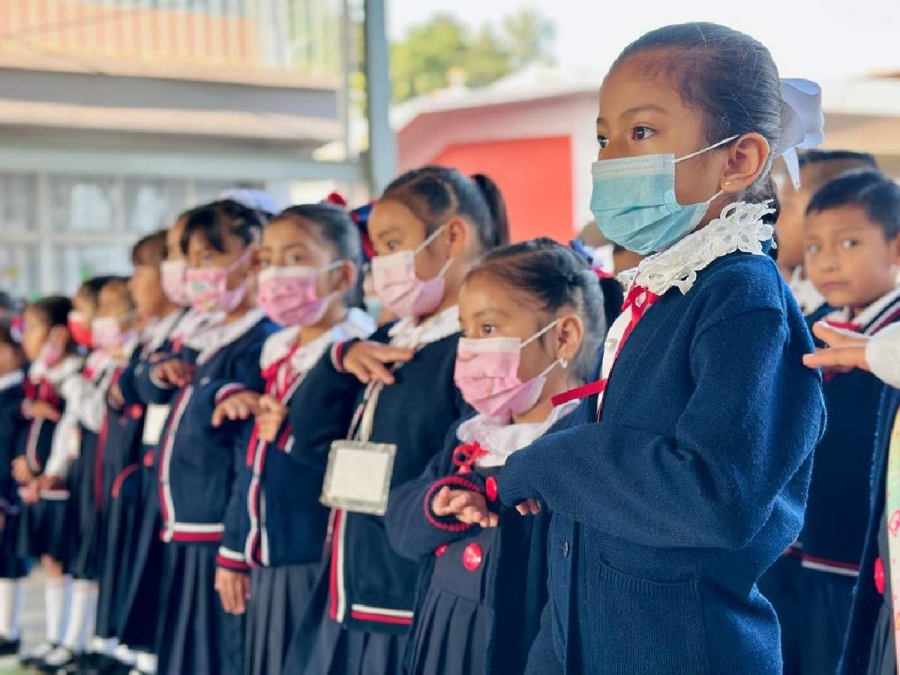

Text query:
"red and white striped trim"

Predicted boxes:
[[329, 509, 347, 622], [37, 488, 70, 500], [158, 387, 192, 536], [111, 464, 141, 498], [162, 522, 225, 543], [801, 554, 860, 578], [25, 419, 44, 474], [349, 604, 414, 625], [214, 383, 246, 406], [330, 341, 349, 373], [216, 546, 249, 571]]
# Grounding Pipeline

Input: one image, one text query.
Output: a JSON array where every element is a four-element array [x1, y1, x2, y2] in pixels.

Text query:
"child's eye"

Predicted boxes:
[[286, 254, 304, 265], [632, 126, 656, 141], [597, 135, 609, 149], [806, 244, 821, 255], [481, 324, 496, 335], [259, 258, 271, 269], [386, 240, 402, 252], [840, 239, 858, 250]]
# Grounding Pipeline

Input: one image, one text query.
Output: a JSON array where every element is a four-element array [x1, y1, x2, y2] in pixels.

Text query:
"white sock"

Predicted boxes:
[[0, 579, 22, 640], [135, 651, 157, 673], [61, 579, 98, 653], [114, 643, 135, 664], [44, 575, 71, 644], [90, 635, 117, 655]]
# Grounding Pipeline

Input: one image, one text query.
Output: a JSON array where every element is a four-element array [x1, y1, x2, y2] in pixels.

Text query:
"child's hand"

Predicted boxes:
[[515, 499, 542, 517], [215, 568, 250, 615], [20, 481, 40, 504], [153, 359, 195, 388], [255, 396, 287, 443], [108, 384, 125, 410], [803, 322, 870, 374], [38, 474, 64, 491], [432, 486, 498, 528], [342, 341, 414, 385], [12, 457, 33, 484], [25, 401, 61, 422], [212, 391, 262, 428]]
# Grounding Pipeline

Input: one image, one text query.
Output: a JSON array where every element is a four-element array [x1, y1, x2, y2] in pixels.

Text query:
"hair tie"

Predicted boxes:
[[323, 192, 348, 208], [218, 188, 281, 216], [775, 79, 825, 189]]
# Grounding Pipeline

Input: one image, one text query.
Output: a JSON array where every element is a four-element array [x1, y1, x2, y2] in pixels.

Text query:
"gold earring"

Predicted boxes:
[[724, 180, 733, 187]]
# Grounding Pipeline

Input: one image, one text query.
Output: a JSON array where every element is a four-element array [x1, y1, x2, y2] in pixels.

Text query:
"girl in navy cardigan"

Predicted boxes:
[[115, 212, 218, 675], [386, 239, 607, 675], [213, 202, 375, 675], [14, 294, 83, 669], [493, 23, 826, 674], [794, 170, 900, 674], [282, 167, 509, 675], [0, 323, 28, 658], [143, 199, 277, 675]]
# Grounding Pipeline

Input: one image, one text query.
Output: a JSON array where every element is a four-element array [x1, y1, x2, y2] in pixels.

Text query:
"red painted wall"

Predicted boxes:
[[430, 136, 573, 244]]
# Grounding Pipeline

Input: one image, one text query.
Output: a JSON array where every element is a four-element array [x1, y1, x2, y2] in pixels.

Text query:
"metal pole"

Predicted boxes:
[[363, 0, 396, 196]]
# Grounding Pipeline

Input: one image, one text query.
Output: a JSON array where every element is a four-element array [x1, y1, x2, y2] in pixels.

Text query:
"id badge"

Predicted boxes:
[[143, 404, 171, 446], [320, 440, 397, 516]]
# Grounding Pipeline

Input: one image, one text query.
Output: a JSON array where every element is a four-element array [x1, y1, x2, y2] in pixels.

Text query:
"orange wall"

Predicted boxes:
[[430, 136, 574, 244]]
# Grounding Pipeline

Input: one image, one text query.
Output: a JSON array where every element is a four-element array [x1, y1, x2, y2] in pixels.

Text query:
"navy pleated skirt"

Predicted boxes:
[[16, 494, 70, 563]]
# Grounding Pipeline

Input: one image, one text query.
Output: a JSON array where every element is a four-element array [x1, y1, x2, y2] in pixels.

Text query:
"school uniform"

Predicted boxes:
[[94, 311, 186, 644], [217, 308, 375, 675], [62, 350, 124, 582], [282, 306, 467, 675], [115, 308, 212, 659], [16, 355, 84, 564], [494, 204, 826, 674], [148, 308, 276, 675], [795, 286, 900, 674], [0, 371, 28, 581], [386, 401, 578, 675], [839, 386, 900, 675]]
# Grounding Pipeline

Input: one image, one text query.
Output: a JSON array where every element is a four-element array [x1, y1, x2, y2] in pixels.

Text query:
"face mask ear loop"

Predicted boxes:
[[414, 223, 448, 255], [674, 134, 741, 164], [521, 319, 560, 349]]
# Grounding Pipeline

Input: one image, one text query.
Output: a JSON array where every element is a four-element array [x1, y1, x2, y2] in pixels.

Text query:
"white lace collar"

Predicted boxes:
[[29, 355, 84, 386], [619, 202, 775, 296], [189, 308, 268, 365], [826, 284, 900, 336], [261, 308, 376, 373], [388, 305, 461, 349], [142, 309, 185, 354], [457, 399, 579, 468], [0, 370, 23, 392]]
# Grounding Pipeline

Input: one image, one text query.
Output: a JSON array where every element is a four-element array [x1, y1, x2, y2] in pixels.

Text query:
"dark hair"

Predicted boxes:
[[271, 203, 366, 309], [29, 295, 72, 330], [181, 199, 264, 255], [381, 166, 510, 251], [467, 238, 606, 382], [796, 150, 879, 194], [807, 170, 900, 240], [613, 23, 784, 221], [132, 230, 168, 267], [0, 323, 19, 349], [77, 275, 121, 311]]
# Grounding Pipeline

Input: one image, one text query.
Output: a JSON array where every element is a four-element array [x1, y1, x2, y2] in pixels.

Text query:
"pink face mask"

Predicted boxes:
[[92, 314, 136, 351], [454, 321, 562, 419], [185, 248, 254, 314], [257, 262, 343, 327], [371, 226, 453, 318], [161, 260, 190, 306]]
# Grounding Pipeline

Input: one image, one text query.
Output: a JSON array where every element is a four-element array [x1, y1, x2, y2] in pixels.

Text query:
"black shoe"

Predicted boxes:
[[0, 637, 20, 657], [34, 645, 77, 672], [19, 641, 56, 667]]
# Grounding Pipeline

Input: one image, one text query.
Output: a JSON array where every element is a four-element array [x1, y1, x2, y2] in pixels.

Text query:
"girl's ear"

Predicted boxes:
[[554, 314, 585, 364], [48, 325, 70, 350], [444, 217, 470, 259], [721, 133, 770, 193], [334, 260, 357, 296]]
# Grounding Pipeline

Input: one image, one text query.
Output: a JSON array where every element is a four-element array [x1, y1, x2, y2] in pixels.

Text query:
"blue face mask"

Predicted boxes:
[[589, 135, 738, 255]]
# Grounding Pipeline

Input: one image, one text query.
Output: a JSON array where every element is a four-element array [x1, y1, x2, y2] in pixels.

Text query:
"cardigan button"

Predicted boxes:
[[875, 557, 885, 595], [435, 544, 448, 558], [562, 540, 570, 558], [485, 476, 498, 503], [462, 543, 483, 571]]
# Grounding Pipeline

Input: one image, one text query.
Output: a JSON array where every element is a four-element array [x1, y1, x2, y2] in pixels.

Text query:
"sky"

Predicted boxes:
[[388, 0, 900, 82]]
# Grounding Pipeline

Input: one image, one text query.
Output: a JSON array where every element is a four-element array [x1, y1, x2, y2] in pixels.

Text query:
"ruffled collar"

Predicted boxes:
[[0, 370, 23, 392], [261, 308, 376, 374], [388, 305, 461, 349], [29, 355, 84, 387], [457, 399, 578, 468], [142, 309, 185, 355], [187, 308, 267, 365], [619, 202, 775, 296]]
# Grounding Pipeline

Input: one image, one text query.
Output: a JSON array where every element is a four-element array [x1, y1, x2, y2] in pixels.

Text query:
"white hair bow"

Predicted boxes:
[[218, 188, 281, 217], [775, 78, 825, 189]]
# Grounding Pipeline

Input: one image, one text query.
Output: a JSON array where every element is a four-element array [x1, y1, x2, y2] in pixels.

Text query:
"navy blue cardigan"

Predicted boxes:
[[0, 373, 27, 507], [144, 313, 277, 544], [387, 411, 575, 675], [839, 386, 900, 674], [288, 320, 468, 634], [497, 251, 826, 674]]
